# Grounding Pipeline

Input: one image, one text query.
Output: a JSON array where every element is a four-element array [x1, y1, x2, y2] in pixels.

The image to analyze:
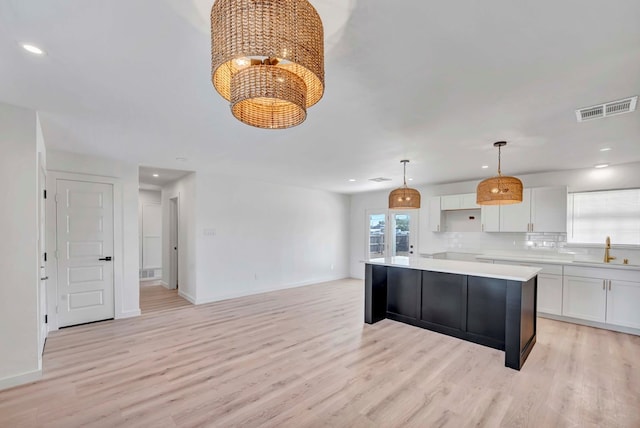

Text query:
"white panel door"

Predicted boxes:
[[562, 276, 606, 322], [56, 180, 114, 327], [606, 279, 640, 329], [481, 205, 500, 232]]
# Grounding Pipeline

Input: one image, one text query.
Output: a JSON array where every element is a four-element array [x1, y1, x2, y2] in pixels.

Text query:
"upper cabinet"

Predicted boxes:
[[429, 197, 443, 232], [483, 186, 567, 233], [441, 193, 479, 210]]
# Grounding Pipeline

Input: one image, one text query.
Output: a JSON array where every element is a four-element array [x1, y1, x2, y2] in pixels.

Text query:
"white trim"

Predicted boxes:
[[46, 171, 126, 331], [0, 369, 42, 391], [178, 290, 197, 304], [117, 309, 141, 319], [539, 313, 640, 336], [160, 280, 170, 289], [192, 275, 349, 305]]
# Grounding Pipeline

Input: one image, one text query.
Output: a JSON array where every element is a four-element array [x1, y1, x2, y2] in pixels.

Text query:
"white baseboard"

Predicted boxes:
[[0, 369, 42, 391], [178, 290, 197, 304], [539, 313, 640, 336], [193, 275, 349, 305], [117, 309, 141, 319]]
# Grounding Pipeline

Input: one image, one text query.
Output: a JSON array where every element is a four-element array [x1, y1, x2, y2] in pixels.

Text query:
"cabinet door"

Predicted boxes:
[[441, 195, 461, 210], [429, 197, 442, 232], [562, 276, 606, 322], [537, 273, 562, 315], [386, 267, 420, 320], [500, 188, 531, 232], [606, 280, 640, 329], [481, 205, 500, 232], [530, 187, 567, 232], [421, 271, 465, 330], [460, 193, 480, 209]]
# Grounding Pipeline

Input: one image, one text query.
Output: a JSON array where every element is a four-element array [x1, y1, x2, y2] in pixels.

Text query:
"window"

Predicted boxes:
[[567, 189, 640, 245]]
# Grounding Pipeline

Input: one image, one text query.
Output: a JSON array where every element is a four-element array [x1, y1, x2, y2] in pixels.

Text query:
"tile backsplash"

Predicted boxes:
[[423, 231, 640, 264]]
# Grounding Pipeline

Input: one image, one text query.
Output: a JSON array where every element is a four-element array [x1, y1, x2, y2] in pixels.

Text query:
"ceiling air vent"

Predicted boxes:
[[576, 96, 637, 122], [368, 177, 392, 182]]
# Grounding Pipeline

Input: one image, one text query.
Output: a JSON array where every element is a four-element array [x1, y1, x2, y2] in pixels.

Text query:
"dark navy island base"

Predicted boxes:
[[364, 262, 538, 370]]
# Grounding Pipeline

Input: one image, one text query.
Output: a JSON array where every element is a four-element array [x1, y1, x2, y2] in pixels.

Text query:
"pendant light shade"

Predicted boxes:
[[389, 160, 421, 209], [211, 0, 324, 129], [476, 142, 523, 205]]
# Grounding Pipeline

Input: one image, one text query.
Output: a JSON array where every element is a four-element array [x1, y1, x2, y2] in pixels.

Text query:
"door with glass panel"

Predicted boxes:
[[367, 211, 387, 259], [390, 211, 418, 256], [366, 210, 418, 259]]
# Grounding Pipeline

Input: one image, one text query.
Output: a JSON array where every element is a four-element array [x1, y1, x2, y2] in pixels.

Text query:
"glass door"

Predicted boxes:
[[366, 210, 419, 259], [391, 211, 418, 257], [366, 211, 387, 259]]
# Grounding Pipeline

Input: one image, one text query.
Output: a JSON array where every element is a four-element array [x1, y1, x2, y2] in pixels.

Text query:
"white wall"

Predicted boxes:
[[47, 150, 140, 318], [161, 173, 197, 300], [193, 173, 350, 303], [350, 162, 640, 278], [0, 102, 41, 389]]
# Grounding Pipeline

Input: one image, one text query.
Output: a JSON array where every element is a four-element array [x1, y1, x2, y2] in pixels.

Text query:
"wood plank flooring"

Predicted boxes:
[[1, 278, 639, 427], [139, 283, 191, 314]]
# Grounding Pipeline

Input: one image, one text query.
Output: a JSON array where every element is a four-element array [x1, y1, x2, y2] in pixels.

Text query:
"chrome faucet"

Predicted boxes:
[[604, 236, 616, 263]]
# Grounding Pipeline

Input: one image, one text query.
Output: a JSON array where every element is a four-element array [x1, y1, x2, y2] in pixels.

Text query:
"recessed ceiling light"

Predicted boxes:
[[481, 165, 489, 169], [594, 164, 609, 169], [408, 178, 414, 181], [152, 173, 159, 177], [175, 157, 188, 162], [21, 44, 44, 55], [599, 147, 612, 152], [348, 179, 356, 182]]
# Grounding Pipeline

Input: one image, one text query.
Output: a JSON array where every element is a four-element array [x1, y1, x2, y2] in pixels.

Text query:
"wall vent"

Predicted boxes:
[[369, 177, 392, 182], [576, 96, 637, 122]]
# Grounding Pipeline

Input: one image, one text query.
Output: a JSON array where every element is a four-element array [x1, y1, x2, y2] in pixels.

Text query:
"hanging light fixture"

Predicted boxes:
[[476, 141, 523, 205], [389, 160, 421, 209], [211, 0, 324, 129]]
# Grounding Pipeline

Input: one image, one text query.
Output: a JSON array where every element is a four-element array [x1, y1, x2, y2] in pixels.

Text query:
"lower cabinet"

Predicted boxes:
[[537, 273, 563, 315], [606, 279, 640, 329], [563, 266, 640, 330], [386, 267, 420, 320], [562, 276, 606, 322]]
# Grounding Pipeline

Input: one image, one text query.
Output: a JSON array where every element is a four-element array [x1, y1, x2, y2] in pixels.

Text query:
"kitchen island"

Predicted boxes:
[[365, 257, 540, 370]]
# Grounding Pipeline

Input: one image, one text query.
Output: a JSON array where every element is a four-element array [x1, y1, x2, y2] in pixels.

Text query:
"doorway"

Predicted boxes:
[[38, 155, 47, 354], [55, 179, 115, 327], [169, 197, 179, 289], [365, 209, 418, 259]]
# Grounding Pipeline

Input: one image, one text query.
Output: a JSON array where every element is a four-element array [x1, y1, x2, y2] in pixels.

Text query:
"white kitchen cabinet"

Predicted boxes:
[[482, 186, 567, 233], [538, 273, 563, 315], [530, 186, 567, 232], [563, 266, 640, 329], [500, 189, 532, 232], [481, 205, 500, 232], [441, 193, 479, 210], [562, 276, 606, 322], [429, 197, 443, 232], [606, 279, 640, 329]]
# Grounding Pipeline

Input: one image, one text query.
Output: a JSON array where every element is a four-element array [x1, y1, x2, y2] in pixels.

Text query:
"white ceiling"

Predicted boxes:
[[1, 0, 639, 194]]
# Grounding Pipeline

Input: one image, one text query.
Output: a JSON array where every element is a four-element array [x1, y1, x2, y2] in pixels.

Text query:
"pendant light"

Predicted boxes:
[[389, 160, 421, 209], [476, 141, 523, 205], [211, 0, 324, 129]]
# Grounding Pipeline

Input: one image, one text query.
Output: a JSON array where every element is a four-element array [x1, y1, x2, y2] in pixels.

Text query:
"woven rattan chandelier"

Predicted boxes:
[[211, 0, 324, 129], [389, 160, 421, 209], [476, 141, 523, 205]]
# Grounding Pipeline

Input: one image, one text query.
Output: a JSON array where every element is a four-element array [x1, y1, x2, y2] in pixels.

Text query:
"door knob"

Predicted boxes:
[[99, 256, 112, 261]]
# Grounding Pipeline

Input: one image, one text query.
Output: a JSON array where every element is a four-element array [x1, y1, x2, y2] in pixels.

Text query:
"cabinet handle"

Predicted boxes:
[[608, 280, 612, 291], [530, 223, 534, 232], [481, 224, 484, 232], [602, 280, 606, 290]]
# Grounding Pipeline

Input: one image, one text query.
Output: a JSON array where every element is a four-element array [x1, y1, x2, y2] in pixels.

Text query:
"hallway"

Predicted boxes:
[[140, 282, 191, 314]]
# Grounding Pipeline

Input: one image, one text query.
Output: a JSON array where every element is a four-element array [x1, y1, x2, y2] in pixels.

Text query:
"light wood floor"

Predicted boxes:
[[1, 278, 639, 427], [140, 282, 191, 314]]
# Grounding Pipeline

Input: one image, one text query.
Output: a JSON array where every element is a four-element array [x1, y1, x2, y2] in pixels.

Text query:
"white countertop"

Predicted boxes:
[[476, 254, 640, 271], [367, 257, 541, 282]]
